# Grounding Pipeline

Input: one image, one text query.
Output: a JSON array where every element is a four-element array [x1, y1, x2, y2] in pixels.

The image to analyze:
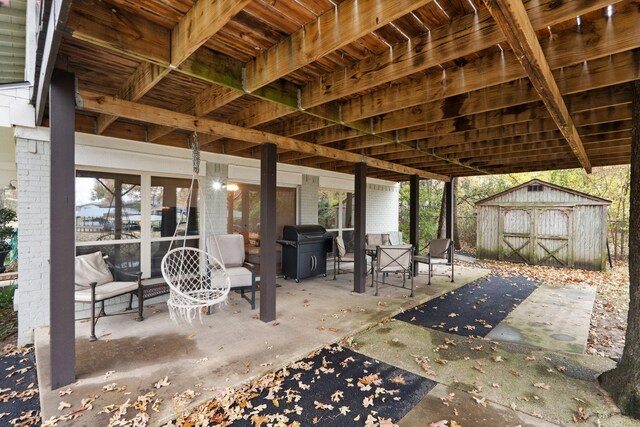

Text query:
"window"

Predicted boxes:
[[226, 183, 296, 274], [527, 184, 544, 192], [150, 177, 199, 277], [319, 190, 355, 253], [76, 171, 200, 278]]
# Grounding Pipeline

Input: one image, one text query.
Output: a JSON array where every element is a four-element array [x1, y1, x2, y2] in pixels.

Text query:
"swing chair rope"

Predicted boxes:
[[161, 131, 230, 323]]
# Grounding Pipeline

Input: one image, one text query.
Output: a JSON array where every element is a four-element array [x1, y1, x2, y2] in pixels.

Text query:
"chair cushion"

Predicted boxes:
[[226, 266, 253, 289], [208, 234, 245, 267], [75, 251, 113, 286], [75, 281, 138, 302]]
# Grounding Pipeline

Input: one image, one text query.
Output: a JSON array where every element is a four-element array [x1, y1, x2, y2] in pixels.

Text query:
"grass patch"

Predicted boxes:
[[0, 284, 17, 341]]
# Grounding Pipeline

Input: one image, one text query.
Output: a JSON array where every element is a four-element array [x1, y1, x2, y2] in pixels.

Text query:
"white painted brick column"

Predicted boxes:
[[366, 183, 399, 233], [204, 162, 228, 235], [300, 174, 319, 224], [16, 137, 50, 346]]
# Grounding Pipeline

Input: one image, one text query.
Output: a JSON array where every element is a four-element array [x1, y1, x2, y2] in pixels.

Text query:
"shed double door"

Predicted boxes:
[[499, 207, 573, 267]]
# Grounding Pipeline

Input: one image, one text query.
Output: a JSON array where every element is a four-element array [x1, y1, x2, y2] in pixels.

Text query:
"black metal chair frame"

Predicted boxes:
[[75, 256, 144, 341], [413, 239, 455, 285], [372, 245, 414, 297]]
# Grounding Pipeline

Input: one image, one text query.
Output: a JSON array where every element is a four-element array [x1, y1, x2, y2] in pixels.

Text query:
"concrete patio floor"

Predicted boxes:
[[35, 264, 488, 425]]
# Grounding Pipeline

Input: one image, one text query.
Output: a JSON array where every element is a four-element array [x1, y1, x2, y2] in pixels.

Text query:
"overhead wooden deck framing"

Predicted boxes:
[[52, 0, 638, 181]]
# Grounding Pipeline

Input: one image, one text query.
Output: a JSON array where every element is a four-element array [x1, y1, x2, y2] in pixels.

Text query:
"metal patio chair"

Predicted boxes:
[[74, 251, 143, 341], [413, 238, 454, 285], [372, 244, 414, 297]]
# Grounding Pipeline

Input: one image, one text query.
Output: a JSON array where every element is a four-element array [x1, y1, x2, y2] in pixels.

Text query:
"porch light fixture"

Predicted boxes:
[[3, 180, 16, 191], [211, 181, 239, 192]]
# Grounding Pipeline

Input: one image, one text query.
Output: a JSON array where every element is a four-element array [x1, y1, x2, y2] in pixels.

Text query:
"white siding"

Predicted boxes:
[[300, 175, 319, 224], [16, 137, 50, 345], [366, 183, 399, 234]]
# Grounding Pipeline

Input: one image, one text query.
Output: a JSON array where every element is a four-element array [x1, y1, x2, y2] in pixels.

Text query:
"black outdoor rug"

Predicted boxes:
[[395, 275, 540, 337], [194, 344, 436, 426], [0, 346, 40, 426]]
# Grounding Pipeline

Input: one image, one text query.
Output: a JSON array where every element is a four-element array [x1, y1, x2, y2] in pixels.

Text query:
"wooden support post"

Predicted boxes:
[[49, 69, 76, 389], [354, 163, 367, 294], [410, 175, 420, 273], [445, 180, 455, 264], [260, 143, 277, 322]]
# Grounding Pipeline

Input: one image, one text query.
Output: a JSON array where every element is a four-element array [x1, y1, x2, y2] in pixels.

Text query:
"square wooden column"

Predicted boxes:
[[445, 180, 455, 264], [260, 143, 277, 322], [409, 175, 420, 273], [49, 70, 76, 389], [353, 163, 367, 293]]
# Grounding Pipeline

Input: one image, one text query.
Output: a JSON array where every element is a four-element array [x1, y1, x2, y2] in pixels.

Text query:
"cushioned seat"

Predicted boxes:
[[75, 281, 139, 302], [75, 251, 143, 341], [208, 234, 257, 309]]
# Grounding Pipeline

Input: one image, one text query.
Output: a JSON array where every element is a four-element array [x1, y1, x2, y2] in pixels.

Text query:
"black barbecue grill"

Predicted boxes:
[[277, 225, 333, 282]]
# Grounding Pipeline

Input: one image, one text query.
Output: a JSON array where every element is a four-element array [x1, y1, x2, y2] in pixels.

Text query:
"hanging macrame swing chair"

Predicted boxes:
[[161, 132, 230, 323]]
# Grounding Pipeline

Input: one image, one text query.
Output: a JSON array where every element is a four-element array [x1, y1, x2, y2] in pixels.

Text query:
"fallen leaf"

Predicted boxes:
[[533, 382, 551, 390], [154, 376, 170, 389]]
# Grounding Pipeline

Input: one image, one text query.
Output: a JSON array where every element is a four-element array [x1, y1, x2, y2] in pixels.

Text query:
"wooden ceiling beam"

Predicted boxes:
[[245, 0, 434, 92], [147, 85, 240, 141], [96, 62, 171, 134], [483, 0, 591, 171], [93, 0, 249, 134], [78, 90, 447, 181], [301, 0, 617, 110], [241, 9, 638, 157], [171, 0, 252, 67]]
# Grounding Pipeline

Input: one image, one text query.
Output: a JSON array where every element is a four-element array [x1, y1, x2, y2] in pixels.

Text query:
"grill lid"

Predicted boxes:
[[282, 224, 328, 242]]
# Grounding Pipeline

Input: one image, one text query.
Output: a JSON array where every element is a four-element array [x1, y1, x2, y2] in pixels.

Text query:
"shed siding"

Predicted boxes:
[[476, 206, 499, 259], [572, 205, 605, 270], [476, 181, 609, 271], [488, 186, 597, 205]]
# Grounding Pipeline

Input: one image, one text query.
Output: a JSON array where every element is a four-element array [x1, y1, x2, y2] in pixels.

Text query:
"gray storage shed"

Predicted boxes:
[[475, 179, 610, 271]]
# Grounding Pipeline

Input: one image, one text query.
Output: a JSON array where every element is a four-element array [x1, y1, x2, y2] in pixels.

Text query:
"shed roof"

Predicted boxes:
[[475, 179, 612, 206], [34, 0, 636, 180]]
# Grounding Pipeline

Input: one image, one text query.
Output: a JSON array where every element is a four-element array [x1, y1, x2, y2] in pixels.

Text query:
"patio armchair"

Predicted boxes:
[[332, 235, 371, 279], [413, 238, 455, 285], [208, 234, 257, 309], [372, 244, 414, 297], [74, 251, 143, 341]]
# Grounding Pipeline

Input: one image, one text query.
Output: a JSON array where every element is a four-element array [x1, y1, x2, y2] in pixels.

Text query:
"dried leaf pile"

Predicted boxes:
[[0, 345, 40, 426], [168, 344, 435, 426]]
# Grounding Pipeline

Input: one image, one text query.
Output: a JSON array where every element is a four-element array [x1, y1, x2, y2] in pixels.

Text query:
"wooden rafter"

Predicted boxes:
[[483, 0, 591, 172], [95, 0, 251, 133], [78, 90, 448, 181], [245, 0, 434, 91]]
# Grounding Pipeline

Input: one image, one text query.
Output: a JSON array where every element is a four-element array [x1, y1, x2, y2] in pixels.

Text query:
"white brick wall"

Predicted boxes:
[[366, 183, 399, 234], [300, 174, 319, 224], [204, 162, 229, 235], [16, 137, 50, 346]]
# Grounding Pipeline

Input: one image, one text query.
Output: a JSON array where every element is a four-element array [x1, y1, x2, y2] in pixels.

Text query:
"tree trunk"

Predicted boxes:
[[598, 80, 640, 418], [437, 187, 446, 239]]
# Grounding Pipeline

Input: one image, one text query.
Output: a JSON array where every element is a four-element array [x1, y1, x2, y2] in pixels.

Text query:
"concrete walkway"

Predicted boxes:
[[487, 283, 596, 353], [35, 265, 488, 425]]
